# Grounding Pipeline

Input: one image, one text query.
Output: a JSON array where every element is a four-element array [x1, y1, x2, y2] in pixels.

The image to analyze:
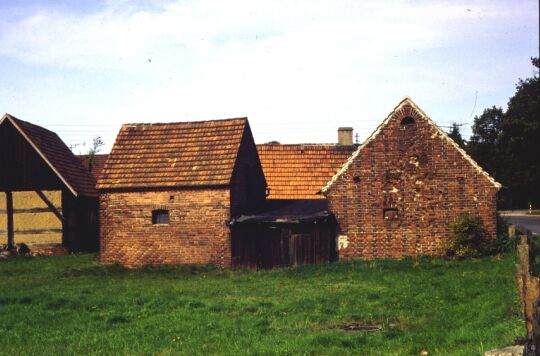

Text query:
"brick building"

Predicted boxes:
[[98, 118, 266, 267], [322, 97, 501, 259]]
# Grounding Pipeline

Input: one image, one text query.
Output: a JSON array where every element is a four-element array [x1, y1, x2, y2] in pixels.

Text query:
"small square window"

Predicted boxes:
[[383, 208, 398, 221], [152, 209, 169, 225]]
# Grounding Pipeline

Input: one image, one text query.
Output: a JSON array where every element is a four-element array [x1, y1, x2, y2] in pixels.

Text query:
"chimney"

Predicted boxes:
[[338, 127, 353, 145]]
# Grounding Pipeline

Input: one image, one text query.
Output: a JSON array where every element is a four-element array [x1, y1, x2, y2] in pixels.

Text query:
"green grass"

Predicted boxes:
[[0, 253, 523, 355], [527, 210, 540, 215]]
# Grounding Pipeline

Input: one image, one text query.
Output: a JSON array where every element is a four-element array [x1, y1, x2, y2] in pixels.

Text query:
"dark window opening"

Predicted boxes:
[[353, 176, 361, 182], [152, 209, 169, 225], [400, 117, 415, 125], [383, 208, 399, 220]]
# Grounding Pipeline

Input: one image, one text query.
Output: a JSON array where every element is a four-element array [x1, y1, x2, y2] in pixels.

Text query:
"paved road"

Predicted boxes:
[[501, 214, 540, 234]]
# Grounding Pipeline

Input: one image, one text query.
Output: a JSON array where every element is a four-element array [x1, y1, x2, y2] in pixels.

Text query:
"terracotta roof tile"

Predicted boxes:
[[257, 144, 356, 199], [98, 118, 247, 189], [0, 114, 97, 197], [78, 154, 108, 180]]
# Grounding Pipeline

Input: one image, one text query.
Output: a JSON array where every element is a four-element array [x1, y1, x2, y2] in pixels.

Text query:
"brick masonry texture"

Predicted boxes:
[[325, 100, 499, 259], [100, 189, 232, 267], [99, 118, 266, 267]]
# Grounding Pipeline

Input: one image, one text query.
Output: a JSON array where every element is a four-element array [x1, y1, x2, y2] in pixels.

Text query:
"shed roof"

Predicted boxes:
[[0, 114, 97, 197], [98, 118, 248, 189], [256, 144, 356, 199], [231, 199, 332, 225]]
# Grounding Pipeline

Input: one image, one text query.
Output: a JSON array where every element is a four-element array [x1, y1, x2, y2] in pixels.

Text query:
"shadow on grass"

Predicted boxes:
[[60, 262, 220, 278]]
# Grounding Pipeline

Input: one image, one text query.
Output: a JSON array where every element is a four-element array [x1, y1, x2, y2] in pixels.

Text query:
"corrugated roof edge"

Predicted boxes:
[[320, 97, 502, 194]]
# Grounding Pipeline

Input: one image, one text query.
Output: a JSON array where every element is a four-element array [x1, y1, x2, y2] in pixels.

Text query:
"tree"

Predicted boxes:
[[500, 57, 540, 207], [467, 106, 505, 180], [87, 136, 105, 171], [466, 57, 539, 207], [447, 123, 466, 148]]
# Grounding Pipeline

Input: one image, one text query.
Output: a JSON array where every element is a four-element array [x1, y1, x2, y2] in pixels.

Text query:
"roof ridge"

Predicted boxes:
[[121, 117, 247, 127], [98, 117, 249, 189], [1, 113, 59, 137], [257, 143, 354, 147], [321, 97, 501, 193]]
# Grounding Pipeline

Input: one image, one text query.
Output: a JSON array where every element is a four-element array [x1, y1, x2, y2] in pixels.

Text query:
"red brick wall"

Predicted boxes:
[[100, 189, 231, 267], [326, 105, 499, 259], [230, 124, 267, 217]]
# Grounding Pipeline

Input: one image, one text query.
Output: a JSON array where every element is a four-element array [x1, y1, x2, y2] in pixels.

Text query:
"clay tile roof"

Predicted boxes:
[[0, 114, 97, 197], [78, 154, 109, 181], [98, 118, 247, 189], [256, 144, 356, 199]]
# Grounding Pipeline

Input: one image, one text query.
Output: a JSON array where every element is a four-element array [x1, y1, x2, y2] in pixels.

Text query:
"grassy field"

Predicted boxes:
[[528, 210, 540, 215], [0, 253, 523, 355]]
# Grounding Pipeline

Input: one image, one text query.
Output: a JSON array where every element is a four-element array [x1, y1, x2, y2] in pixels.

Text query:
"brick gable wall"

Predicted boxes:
[[100, 189, 231, 267], [326, 106, 498, 259]]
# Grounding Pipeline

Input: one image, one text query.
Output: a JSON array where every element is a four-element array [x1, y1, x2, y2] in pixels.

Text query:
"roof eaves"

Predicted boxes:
[[1, 114, 79, 196]]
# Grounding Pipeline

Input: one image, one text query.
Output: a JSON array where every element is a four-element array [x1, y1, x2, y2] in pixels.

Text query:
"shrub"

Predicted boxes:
[[448, 213, 489, 257], [492, 214, 517, 254]]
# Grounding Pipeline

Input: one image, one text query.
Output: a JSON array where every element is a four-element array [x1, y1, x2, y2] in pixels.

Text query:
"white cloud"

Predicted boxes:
[[0, 0, 537, 151]]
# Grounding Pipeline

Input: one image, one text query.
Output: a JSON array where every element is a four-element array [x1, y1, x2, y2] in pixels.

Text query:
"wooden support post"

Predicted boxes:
[[35, 190, 64, 223], [6, 191, 14, 249], [509, 224, 516, 240]]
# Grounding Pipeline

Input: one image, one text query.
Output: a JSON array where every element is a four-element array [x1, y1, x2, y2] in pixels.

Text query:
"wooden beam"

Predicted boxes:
[[6, 191, 14, 249], [35, 190, 64, 223]]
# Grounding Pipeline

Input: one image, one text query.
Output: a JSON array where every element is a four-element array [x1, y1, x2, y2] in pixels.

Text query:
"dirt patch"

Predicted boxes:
[[330, 322, 382, 333]]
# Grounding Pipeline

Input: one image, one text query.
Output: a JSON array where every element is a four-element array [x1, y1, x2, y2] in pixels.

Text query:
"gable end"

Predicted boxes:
[[321, 97, 501, 193]]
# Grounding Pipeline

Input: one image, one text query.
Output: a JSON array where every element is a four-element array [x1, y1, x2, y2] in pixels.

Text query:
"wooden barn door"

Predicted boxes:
[[289, 226, 336, 266]]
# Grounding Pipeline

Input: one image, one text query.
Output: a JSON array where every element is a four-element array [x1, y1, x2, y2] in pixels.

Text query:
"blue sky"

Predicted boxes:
[[0, 0, 538, 153]]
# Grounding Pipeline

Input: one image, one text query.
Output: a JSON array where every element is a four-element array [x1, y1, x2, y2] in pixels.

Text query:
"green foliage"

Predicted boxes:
[[447, 122, 466, 148], [448, 213, 489, 257], [448, 213, 516, 257], [492, 214, 517, 254], [87, 136, 105, 167], [0, 254, 523, 355], [466, 57, 540, 207]]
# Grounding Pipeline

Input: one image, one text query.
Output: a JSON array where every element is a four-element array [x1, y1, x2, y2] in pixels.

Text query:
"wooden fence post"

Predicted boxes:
[[5, 191, 14, 249], [514, 225, 540, 355]]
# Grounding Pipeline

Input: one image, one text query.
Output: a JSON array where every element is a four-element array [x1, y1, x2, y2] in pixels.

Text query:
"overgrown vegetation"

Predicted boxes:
[[494, 214, 517, 254], [448, 213, 488, 257], [448, 213, 516, 257], [0, 254, 522, 355]]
